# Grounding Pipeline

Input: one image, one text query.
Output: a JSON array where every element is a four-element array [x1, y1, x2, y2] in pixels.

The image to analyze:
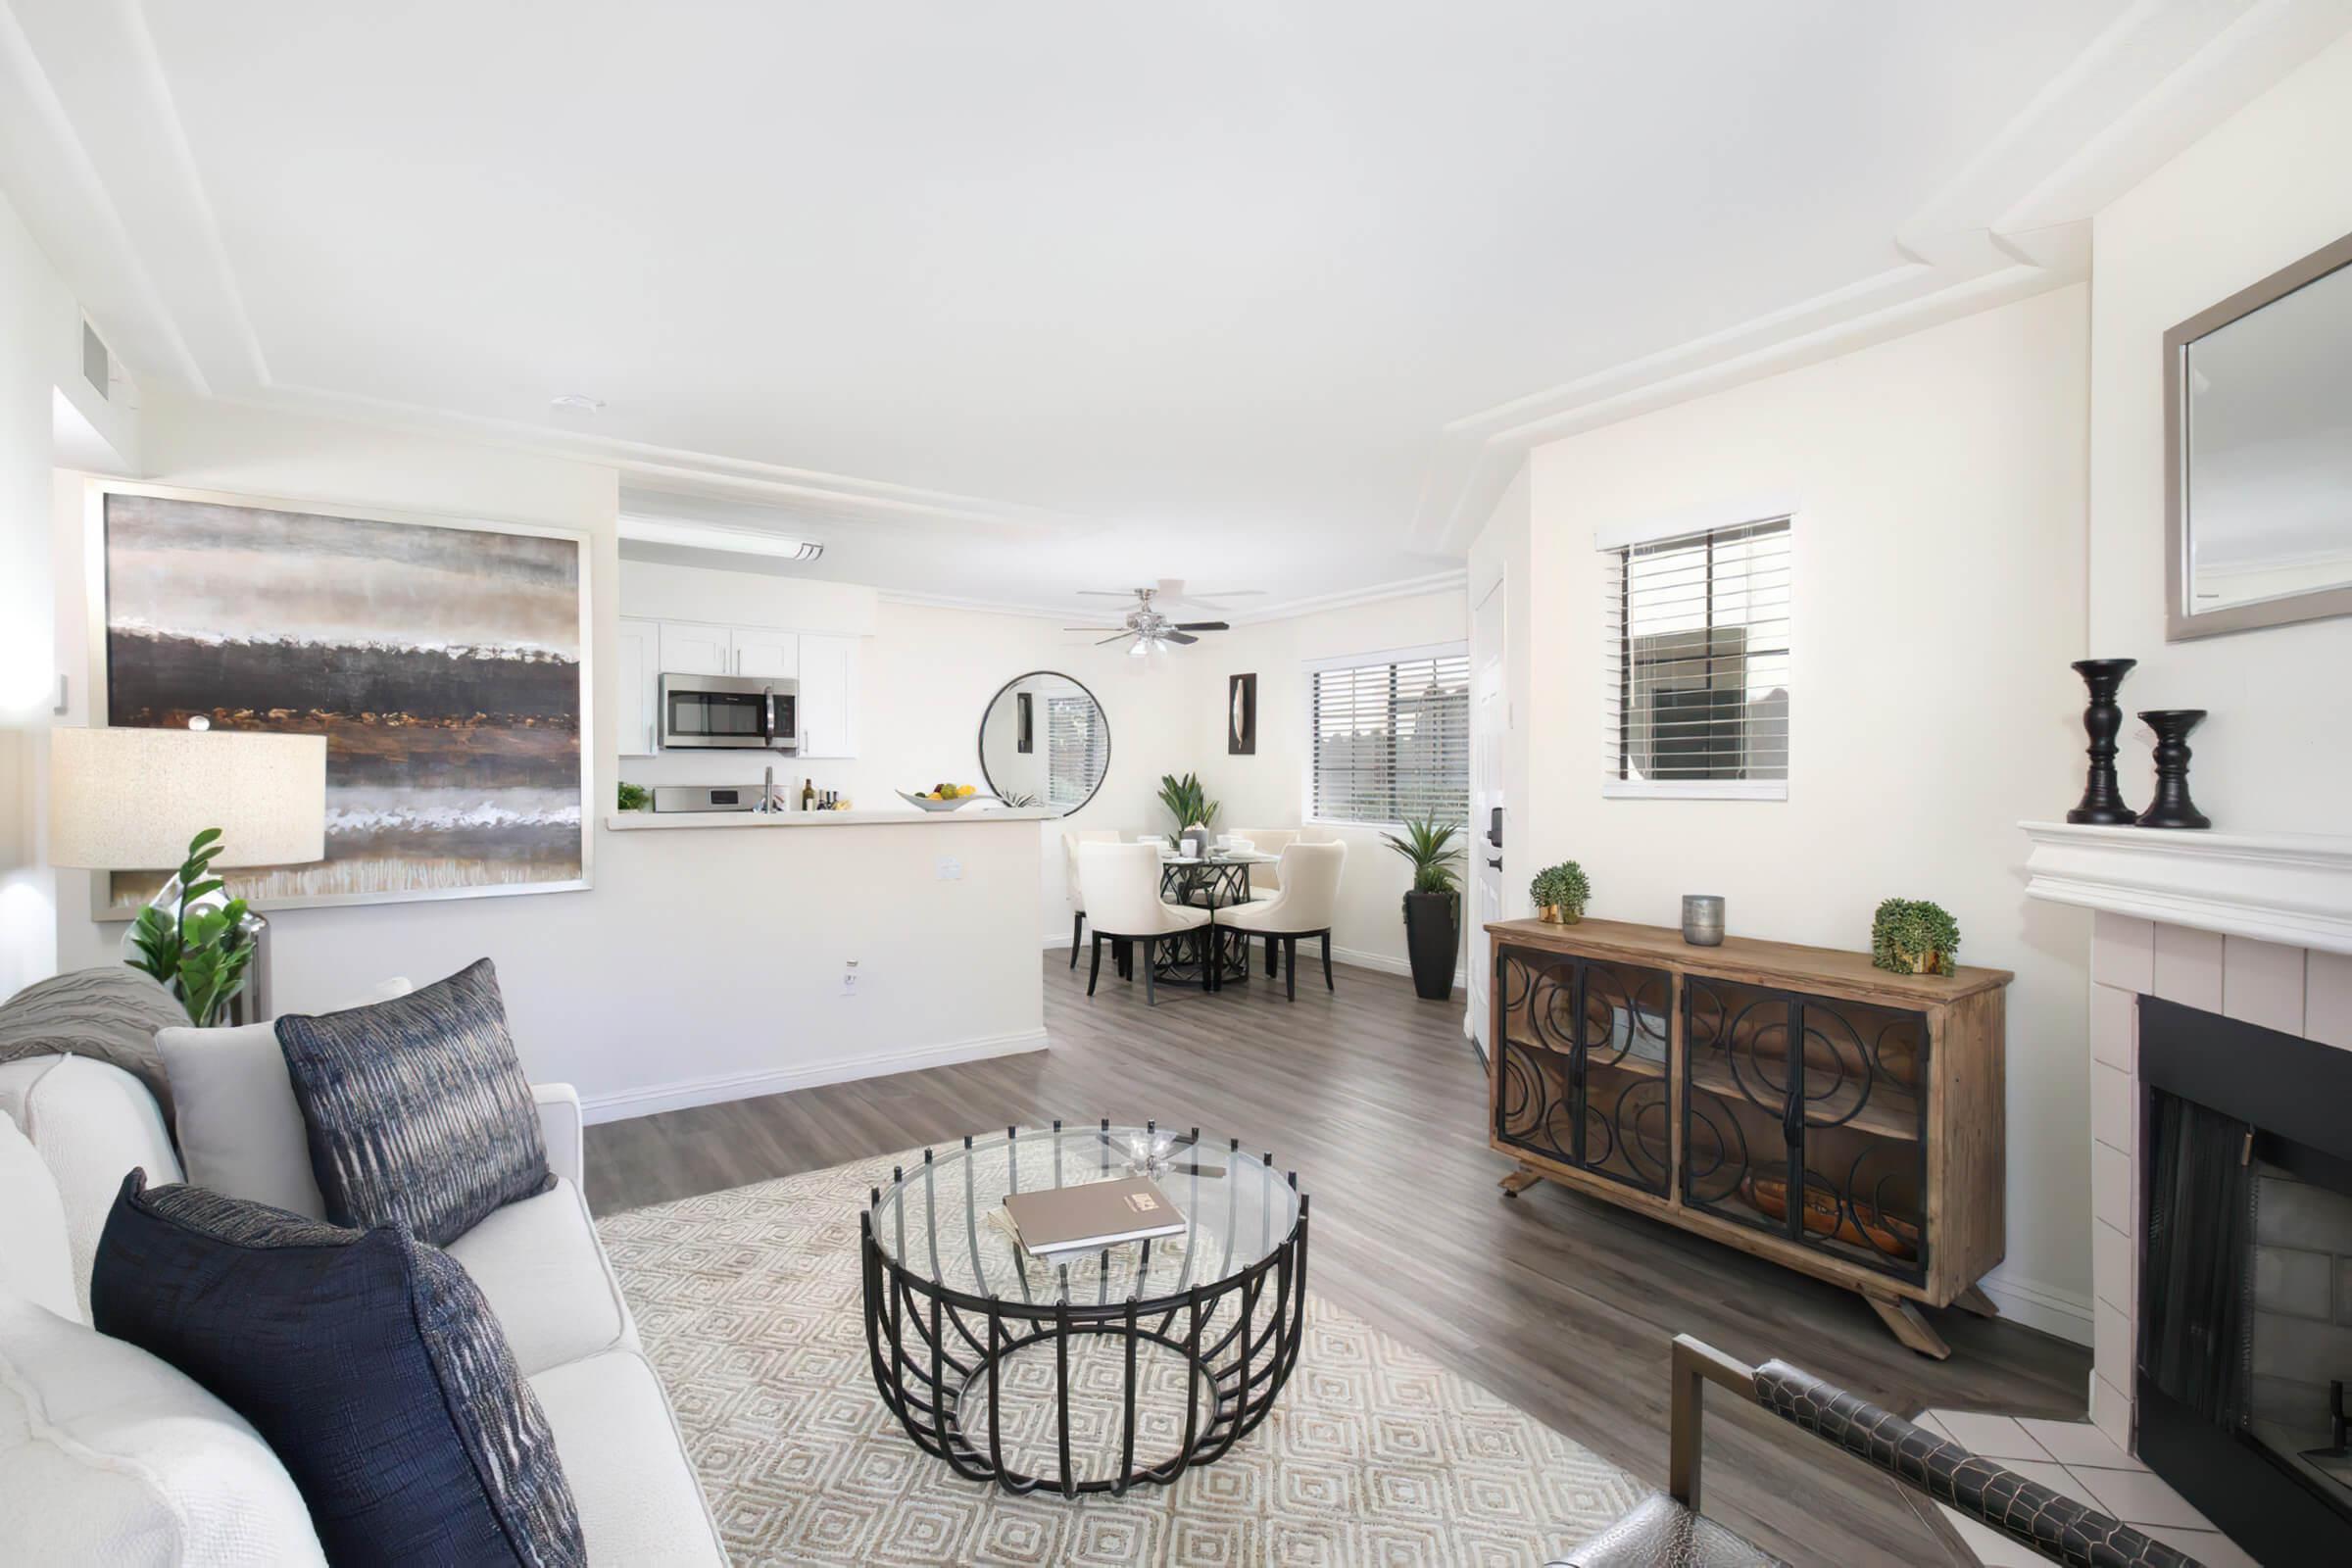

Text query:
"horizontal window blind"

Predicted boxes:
[[1603, 517, 1789, 790], [1309, 650, 1469, 825], [1047, 695, 1105, 806]]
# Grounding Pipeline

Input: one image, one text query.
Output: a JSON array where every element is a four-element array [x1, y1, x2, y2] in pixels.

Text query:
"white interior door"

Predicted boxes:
[[1467, 572, 1508, 1060]]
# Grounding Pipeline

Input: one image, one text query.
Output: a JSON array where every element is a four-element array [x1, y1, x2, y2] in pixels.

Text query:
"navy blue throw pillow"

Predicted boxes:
[[91, 1172, 585, 1568], [276, 956, 551, 1247]]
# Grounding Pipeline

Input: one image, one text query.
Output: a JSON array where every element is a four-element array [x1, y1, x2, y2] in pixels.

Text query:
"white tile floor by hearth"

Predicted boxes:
[[1917, 1409, 2260, 1568]]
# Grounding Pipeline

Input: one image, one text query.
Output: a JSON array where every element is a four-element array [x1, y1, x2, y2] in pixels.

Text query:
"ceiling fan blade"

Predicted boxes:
[[1162, 631, 1199, 645], [1076, 589, 1140, 598], [1156, 590, 1265, 611], [1172, 621, 1228, 632], [1096, 632, 1134, 646]]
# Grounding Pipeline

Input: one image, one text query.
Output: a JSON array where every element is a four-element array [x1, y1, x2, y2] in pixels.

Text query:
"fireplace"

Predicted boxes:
[[2136, 993, 2352, 1563]]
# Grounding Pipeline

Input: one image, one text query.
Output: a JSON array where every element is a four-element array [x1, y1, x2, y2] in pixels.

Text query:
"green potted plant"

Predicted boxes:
[[1528, 861, 1591, 924], [124, 829, 260, 1028], [1156, 771, 1219, 853], [1381, 814, 1465, 1001], [616, 780, 651, 812], [1871, 898, 1960, 977]]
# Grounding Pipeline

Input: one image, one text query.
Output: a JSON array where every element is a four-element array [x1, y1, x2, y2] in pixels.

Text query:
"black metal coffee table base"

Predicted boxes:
[[859, 1190, 1309, 1495]]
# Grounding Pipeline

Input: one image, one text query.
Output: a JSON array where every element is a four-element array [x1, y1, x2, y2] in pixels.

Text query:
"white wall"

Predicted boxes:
[[0, 187, 113, 994], [2088, 29, 2352, 833], [47, 388, 1048, 1117], [1192, 589, 1470, 975], [1506, 286, 2095, 1341]]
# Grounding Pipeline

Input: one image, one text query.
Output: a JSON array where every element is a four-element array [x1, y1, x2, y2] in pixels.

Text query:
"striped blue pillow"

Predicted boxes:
[[92, 1173, 585, 1568], [277, 958, 552, 1247]]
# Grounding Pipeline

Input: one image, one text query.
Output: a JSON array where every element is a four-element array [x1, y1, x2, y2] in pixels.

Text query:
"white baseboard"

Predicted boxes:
[[580, 1028, 1050, 1125], [1331, 944, 1468, 991], [1975, 1268, 2094, 1347]]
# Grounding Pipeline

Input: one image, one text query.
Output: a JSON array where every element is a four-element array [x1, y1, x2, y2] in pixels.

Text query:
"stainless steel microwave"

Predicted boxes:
[[658, 673, 798, 751]]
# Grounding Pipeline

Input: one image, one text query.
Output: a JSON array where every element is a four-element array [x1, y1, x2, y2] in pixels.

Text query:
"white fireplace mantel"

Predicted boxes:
[[2021, 820, 2352, 956]]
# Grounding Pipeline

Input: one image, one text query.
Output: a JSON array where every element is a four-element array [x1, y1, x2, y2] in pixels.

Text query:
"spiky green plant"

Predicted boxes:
[[1382, 813, 1465, 919], [125, 829, 259, 1027], [616, 780, 651, 812], [1156, 771, 1219, 848]]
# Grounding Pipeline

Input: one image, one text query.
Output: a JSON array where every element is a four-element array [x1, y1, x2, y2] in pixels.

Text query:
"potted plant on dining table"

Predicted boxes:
[[1383, 813, 1465, 1001]]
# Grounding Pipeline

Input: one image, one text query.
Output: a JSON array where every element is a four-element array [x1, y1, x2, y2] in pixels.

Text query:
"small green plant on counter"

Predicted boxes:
[[125, 829, 258, 1028], [1871, 898, 1960, 977], [1000, 790, 1038, 808], [1156, 771, 1219, 848], [616, 780, 651, 812], [1381, 813, 1465, 918], [1528, 861, 1591, 923]]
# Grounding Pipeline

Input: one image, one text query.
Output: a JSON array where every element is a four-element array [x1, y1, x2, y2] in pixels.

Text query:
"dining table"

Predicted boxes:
[[1152, 847, 1280, 990]]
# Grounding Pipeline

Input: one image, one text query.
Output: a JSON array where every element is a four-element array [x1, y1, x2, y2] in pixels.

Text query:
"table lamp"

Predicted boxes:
[[48, 723, 327, 1022]]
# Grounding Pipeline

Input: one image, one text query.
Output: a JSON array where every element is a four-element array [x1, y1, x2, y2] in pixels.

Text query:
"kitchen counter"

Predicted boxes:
[[604, 807, 1055, 830]]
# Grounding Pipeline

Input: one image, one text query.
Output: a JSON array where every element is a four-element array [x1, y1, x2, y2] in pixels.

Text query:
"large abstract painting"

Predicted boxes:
[[100, 488, 589, 911]]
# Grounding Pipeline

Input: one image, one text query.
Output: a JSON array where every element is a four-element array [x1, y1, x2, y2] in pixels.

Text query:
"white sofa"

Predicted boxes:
[[0, 1049, 727, 1566]]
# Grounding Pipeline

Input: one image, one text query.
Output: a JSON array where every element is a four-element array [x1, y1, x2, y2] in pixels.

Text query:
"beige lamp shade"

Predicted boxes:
[[48, 727, 327, 871]]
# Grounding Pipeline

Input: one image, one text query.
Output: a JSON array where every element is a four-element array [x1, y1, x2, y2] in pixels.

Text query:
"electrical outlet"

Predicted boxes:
[[840, 959, 861, 999], [935, 856, 962, 881]]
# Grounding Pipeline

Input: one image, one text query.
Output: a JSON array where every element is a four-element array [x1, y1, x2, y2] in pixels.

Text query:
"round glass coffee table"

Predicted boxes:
[[859, 1120, 1307, 1496]]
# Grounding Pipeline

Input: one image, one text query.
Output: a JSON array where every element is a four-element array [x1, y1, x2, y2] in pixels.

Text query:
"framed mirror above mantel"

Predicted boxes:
[[2165, 227, 2352, 641]]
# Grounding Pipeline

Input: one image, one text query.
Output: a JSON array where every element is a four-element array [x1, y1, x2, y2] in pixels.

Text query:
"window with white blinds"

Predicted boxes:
[[1602, 516, 1790, 799], [1047, 695, 1106, 807], [1307, 647, 1470, 825]]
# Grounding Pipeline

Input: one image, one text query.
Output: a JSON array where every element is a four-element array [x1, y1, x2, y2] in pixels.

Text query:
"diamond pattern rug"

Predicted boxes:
[[597, 1152, 1642, 1566]]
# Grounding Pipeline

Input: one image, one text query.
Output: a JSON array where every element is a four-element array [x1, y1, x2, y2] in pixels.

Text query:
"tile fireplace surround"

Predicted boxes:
[[2021, 821, 2352, 1537]]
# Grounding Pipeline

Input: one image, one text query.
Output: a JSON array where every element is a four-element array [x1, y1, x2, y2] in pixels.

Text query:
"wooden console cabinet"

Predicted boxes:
[[1485, 917, 2009, 1357]]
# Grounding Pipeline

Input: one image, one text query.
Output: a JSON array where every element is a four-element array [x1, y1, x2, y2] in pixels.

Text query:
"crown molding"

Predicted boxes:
[[1228, 568, 1468, 625], [1413, 0, 2352, 558]]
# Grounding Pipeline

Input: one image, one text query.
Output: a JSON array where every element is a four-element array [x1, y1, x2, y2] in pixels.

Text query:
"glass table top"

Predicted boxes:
[[868, 1122, 1302, 1305]]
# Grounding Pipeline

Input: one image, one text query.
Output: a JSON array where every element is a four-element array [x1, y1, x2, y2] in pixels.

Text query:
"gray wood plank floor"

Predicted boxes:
[[589, 952, 2087, 1564]]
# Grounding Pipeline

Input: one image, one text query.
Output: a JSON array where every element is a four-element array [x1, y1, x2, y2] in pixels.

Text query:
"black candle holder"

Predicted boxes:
[[2067, 659, 2138, 824], [2135, 710, 2211, 830]]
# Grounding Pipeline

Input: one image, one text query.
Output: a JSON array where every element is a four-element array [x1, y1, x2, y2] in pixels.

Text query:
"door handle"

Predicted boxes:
[[1489, 805, 1503, 848], [1485, 857, 1502, 870]]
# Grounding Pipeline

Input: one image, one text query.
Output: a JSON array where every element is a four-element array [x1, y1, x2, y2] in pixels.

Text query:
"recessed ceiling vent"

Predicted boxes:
[[81, 321, 110, 402]]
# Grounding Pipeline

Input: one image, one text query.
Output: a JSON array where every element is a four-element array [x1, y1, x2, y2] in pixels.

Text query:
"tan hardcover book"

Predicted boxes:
[[1002, 1176, 1187, 1255]]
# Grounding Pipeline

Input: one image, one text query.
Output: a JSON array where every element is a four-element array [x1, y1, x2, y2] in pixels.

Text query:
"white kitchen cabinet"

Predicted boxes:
[[658, 621, 733, 677], [730, 626, 799, 680], [796, 633, 858, 759], [616, 616, 659, 757]]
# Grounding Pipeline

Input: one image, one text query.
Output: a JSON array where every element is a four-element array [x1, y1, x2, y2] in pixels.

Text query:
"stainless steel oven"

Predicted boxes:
[[658, 673, 798, 751]]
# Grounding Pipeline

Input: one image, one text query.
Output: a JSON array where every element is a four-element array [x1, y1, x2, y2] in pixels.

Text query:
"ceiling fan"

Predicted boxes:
[[1064, 579, 1263, 657]]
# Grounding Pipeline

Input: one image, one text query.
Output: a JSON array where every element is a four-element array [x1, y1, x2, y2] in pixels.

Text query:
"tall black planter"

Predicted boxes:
[[2136, 710, 2212, 829], [1402, 892, 1458, 1002], [2067, 658, 2138, 824]]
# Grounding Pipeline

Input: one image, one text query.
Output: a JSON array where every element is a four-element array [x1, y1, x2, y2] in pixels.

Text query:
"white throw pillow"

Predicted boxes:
[[157, 980, 413, 1219], [0, 1055, 183, 1320], [0, 1290, 326, 1566], [0, 1113, 76, 1322]]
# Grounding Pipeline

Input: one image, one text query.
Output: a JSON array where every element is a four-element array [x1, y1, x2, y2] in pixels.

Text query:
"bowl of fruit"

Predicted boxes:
[[897, 783, 994, 811]]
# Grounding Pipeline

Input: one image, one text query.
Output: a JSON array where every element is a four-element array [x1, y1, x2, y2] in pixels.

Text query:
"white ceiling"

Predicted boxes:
[[6, 1, 2347, 614]]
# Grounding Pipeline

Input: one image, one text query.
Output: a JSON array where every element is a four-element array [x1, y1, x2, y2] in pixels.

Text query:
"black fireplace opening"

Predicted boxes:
[[2137, 995, 2352, 1565]]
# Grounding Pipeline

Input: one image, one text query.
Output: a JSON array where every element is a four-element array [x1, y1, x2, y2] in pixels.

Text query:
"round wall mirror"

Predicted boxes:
[[978, 671, 1109, 815]]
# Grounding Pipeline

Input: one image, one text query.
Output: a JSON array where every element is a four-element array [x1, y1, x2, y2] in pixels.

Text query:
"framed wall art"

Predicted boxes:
[[90, 482, 592, 914]]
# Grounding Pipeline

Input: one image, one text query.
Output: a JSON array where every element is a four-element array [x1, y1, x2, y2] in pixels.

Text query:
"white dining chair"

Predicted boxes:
[[1222, 828, 1298, 901], [1214, 841, 1346, 1000], [1076, 841, 1214, 1005], [1061, 829, 1121, 968]]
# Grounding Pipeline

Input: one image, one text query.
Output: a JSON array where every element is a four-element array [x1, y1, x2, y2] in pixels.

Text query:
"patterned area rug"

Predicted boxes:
[[597, 1153, 1643, 1566]]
